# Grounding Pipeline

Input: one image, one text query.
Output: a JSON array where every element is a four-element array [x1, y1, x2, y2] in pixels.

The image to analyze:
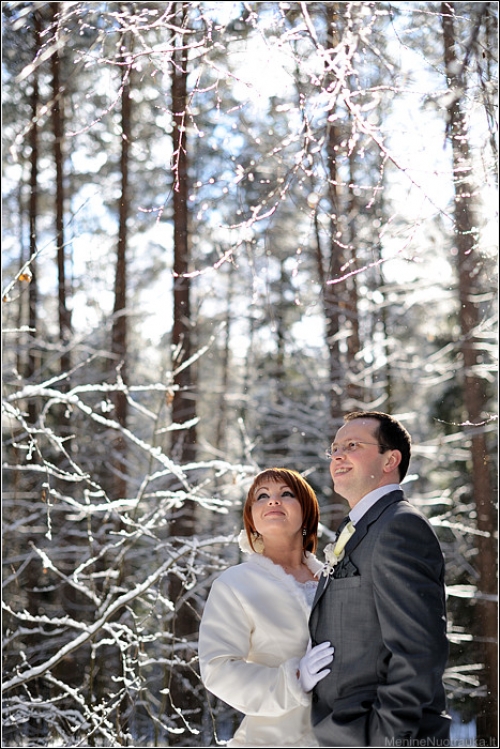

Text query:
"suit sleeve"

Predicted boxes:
[[198, 576, 309, 716], [369, 512, 448, 741]]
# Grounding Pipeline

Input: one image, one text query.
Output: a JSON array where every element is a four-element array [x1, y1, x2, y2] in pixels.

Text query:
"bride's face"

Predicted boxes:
[[251, 479, 303, 541]]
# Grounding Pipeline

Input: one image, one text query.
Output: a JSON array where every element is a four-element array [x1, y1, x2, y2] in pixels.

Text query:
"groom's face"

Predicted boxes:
[[329, 418, 395, 507]]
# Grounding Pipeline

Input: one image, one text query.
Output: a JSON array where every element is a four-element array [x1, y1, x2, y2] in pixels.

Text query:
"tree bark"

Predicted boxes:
[[324, 111, 345, 423], [170, 2, 197, 467], [441, 3, 498, 739], [51, 2, 72, 379], [110, 46, 132, 502], [26, 10, 42, 426], [166, 4, 200, 740], [345, 145, 362, 405], [215, 263, 233, 456]]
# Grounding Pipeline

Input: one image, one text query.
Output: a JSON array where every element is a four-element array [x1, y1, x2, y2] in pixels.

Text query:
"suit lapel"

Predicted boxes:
[[310, 490, 405, 612], [345, 489, 404, 555], [312, 570, 328, 607]]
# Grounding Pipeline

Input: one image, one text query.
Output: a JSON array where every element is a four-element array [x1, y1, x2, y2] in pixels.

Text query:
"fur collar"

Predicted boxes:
[[245, 551, 322, 613]]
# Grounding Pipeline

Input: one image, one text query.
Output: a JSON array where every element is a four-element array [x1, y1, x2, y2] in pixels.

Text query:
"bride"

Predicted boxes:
[[198, 467, 333, 748]]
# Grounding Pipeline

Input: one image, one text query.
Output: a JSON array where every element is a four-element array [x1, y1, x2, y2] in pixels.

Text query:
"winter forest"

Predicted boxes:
[[1, 1, 498, 746]]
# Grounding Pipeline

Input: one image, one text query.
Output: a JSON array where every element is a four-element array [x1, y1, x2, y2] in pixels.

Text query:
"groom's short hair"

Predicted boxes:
[[344, 411, 412, 481]]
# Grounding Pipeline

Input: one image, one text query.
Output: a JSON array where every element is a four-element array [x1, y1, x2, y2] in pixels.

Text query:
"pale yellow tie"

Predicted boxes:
[[333, 521, 356, 557]]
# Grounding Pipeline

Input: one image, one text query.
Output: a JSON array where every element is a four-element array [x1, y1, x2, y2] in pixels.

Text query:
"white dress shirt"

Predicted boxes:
[[349, 484, 401, 526]]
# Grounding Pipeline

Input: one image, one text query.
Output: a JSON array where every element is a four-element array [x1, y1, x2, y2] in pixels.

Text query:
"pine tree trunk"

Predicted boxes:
[[345, 146, 362, 405], [167, 4, 200, 740], [215, 264, 233, 455], [110, 51, 131, 502], [441, 3, 498, 739], [26, 10, 41, 426], [51, 2, 71, 379], [325, 113, 345, 423], [170, 3, 197, 466]]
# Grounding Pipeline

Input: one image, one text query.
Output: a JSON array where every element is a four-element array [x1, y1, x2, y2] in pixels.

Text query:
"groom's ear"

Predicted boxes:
[[382, 449, 402, 474]]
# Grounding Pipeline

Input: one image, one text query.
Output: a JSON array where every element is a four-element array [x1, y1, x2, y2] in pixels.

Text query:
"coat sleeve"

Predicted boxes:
[[198, 575, 309, 717], [369, 512, 448, 742]]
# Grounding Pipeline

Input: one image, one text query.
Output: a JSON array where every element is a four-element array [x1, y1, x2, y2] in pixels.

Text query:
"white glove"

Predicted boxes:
[[298, 641, 334, 693]]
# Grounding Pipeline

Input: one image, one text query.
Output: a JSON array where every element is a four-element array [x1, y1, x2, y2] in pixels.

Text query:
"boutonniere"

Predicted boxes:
[[319, 522, 356, 577]]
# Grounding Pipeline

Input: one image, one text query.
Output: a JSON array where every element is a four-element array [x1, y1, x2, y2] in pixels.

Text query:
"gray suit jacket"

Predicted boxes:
[[309, 490, 451, 747]]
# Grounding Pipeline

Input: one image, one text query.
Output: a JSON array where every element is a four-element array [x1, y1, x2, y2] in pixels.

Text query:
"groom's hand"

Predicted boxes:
[[298, 641, 334, 692]]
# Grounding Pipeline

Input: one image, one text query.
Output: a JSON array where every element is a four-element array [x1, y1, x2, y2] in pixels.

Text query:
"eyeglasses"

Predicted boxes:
[[326, 440, 390, 459]]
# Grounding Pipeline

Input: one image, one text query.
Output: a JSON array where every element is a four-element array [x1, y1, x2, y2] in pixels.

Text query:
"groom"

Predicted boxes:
[[309, 411, 451, 747]]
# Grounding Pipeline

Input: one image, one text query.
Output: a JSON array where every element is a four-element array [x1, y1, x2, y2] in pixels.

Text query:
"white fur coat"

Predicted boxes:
[[198, 549, 323, 747]]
